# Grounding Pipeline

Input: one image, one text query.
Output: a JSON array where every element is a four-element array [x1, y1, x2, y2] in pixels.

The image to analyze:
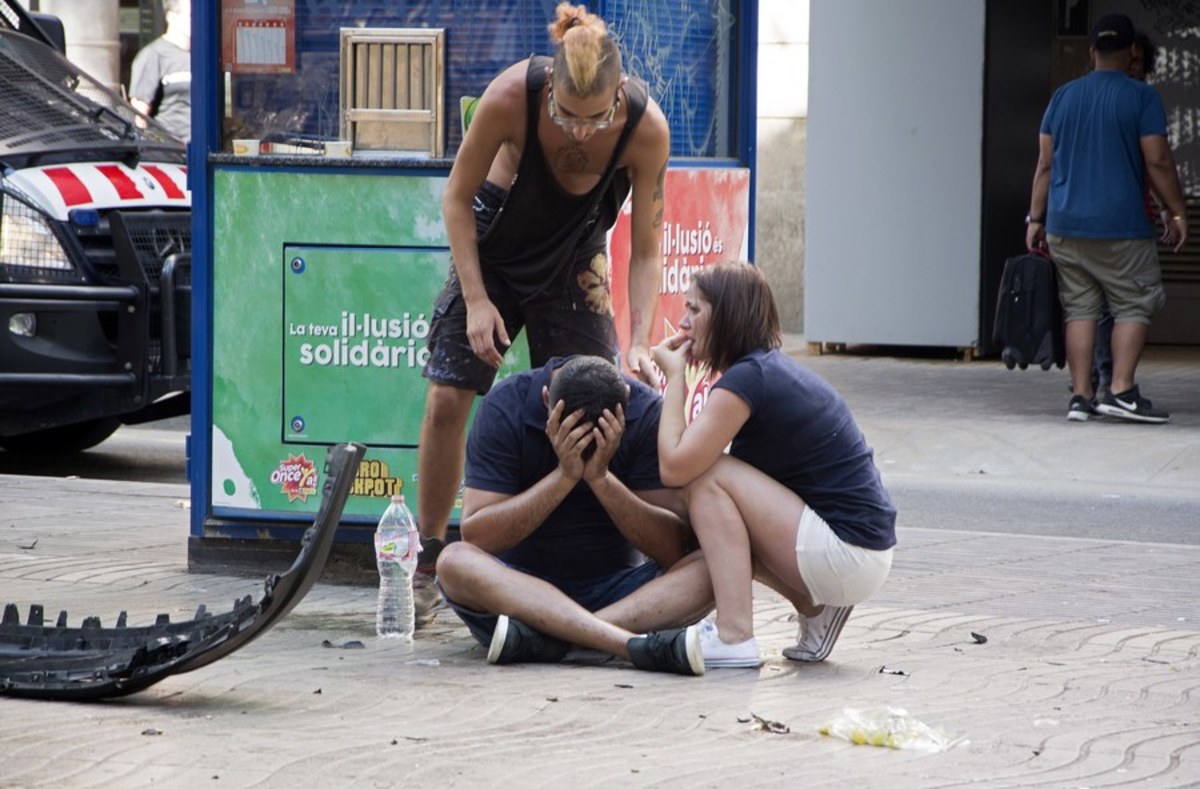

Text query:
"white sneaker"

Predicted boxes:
[[696, 619, 761, 668], [783, 605, 854, 662]]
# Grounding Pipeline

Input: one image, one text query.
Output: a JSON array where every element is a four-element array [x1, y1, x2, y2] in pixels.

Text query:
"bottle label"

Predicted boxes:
[[375, 531, 407, 561]]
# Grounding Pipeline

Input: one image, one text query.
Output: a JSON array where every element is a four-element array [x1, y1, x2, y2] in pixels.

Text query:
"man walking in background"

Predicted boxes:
[[1026, 13, 1187, 424]]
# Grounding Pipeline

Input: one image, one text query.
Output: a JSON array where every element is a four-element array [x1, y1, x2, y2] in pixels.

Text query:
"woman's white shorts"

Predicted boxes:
[[794, 506, 893, 607]]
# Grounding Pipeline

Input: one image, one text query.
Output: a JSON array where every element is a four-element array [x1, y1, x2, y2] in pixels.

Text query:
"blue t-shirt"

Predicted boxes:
[[1040, 70, 1167, 239], [713, 349, 896, 550], [464, 358, 664, 580]]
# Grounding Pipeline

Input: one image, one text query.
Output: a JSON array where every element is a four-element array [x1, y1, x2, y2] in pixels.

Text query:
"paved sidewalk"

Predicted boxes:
[[1, 343, 1198, 788]]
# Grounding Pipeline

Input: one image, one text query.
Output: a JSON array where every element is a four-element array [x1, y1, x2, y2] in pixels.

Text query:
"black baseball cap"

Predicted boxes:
[[1090, 14, 1135, 52]]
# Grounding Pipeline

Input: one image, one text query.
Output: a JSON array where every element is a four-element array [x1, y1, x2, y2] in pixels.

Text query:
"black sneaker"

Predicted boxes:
[[1067, 394, 1097, 422], [626, 626, 705, 676], [1095, 385, 1169, 424], [486, 615, 570, 665]]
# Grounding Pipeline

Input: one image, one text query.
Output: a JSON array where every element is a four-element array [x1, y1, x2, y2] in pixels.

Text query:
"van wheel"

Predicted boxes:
[[0, 418, 123, 454]]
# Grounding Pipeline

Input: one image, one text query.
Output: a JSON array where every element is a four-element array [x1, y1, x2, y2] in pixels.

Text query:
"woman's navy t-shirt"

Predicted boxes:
[[713, 349, 896, 550]]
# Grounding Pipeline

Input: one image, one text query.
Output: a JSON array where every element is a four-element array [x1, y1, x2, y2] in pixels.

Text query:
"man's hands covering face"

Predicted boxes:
[[546, 400, 626, 483]]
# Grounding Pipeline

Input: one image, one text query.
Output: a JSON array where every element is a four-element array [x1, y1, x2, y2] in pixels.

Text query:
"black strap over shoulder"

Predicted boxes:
[[515, 57, 649, 303]]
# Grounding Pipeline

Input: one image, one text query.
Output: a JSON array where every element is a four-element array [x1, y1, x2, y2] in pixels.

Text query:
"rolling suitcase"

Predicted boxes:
[[993, 250, 1065, 370]]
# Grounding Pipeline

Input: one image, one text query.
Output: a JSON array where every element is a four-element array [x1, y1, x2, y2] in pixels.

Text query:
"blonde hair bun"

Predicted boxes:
[[547, 2, 606, 43], [548, 3, 619, 95]]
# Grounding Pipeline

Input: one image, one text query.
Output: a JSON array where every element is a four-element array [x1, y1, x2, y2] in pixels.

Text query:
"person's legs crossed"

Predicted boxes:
[[436, 541, 648, 658], [438, 543, 709, 675], [593, 551, 714, 634]]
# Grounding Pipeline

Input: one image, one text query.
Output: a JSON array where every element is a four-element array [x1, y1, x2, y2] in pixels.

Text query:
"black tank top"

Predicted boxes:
[[477, 55, 649, 300]]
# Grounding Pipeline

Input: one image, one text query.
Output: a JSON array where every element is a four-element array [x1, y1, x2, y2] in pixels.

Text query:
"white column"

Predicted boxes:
[[39, 0, 123, 92], [756, 0, 810, 330]]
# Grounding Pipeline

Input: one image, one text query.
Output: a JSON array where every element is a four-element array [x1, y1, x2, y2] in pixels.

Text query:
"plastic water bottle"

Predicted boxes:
[[375, 494, 421, 640]]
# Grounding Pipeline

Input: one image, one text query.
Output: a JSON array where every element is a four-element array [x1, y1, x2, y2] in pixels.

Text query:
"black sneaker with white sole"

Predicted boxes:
[[486, 615, 570, 665], [1067, 394, 1097, 422], [1095, 385, 1169, 424], [626, 626, 705, 676]]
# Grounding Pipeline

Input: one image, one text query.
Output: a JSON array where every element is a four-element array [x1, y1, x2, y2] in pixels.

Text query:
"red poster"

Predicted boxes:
[[221, 0, 296, 74], [609, 168, 751, 415]]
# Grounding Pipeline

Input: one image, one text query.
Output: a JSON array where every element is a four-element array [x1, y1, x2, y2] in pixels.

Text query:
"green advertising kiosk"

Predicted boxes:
[[189, 2, 758, 575]]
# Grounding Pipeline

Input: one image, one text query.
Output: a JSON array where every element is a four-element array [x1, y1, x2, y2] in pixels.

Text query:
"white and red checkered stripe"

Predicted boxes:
[[5, 162, 189, 220]]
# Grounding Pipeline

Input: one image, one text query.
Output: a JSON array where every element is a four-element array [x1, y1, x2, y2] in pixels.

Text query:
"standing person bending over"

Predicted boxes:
[[436, 355, 713, 676], [651, 262, 896, 669], [414, 2, 670, 624]]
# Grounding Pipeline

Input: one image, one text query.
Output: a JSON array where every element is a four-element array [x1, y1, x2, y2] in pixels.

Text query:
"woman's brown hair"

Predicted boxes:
[[693, 262, 782, 372], [547, 3, 621, 97]]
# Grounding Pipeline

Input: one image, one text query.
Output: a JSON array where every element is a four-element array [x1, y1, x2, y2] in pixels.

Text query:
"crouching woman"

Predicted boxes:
[[652, 261, 896, 668]]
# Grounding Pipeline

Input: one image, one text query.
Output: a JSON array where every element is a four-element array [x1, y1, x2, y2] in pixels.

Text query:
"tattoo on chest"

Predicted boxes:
[[553, 144, 590, 174]]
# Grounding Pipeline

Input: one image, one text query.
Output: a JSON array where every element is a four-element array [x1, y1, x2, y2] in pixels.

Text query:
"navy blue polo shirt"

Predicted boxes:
[[464, 358, 664, 580]]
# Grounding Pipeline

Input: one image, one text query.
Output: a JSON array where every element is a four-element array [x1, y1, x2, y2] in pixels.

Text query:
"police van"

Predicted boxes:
[[0, 4, 190, 453]]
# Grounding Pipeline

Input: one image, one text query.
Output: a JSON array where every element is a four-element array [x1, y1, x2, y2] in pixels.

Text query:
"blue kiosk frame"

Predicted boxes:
[[186, 1, 759, 574]]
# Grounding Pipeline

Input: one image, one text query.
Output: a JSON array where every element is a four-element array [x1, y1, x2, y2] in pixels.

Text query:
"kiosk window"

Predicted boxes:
[[219, 0, 739, 159]]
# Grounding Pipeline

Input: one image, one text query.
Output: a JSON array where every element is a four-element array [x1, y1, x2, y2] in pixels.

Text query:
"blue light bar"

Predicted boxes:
[[68, 208, 100, 227]]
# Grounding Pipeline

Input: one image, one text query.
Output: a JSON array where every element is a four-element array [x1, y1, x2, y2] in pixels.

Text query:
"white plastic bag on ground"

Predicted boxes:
[[819, 706, 962, 752]]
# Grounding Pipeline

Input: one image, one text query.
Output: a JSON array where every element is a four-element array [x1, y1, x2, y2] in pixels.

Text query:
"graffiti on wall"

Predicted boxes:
[[1138, 0, 1200, 193]]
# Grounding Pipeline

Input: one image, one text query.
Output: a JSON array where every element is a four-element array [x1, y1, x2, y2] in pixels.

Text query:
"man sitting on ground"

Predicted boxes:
[[435, 355, 712, 675]]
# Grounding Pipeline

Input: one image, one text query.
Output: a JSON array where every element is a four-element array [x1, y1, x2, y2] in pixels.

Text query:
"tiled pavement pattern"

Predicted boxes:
[[1, 343, 1197, 788]]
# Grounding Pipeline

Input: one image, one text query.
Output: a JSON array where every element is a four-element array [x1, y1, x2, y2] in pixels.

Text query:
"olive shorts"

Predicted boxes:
[[1047, 235, 1166, 324]]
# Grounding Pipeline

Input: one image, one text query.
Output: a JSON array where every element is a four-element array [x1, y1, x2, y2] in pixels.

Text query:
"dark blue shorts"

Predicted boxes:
[[440, 559, 663, 647]]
